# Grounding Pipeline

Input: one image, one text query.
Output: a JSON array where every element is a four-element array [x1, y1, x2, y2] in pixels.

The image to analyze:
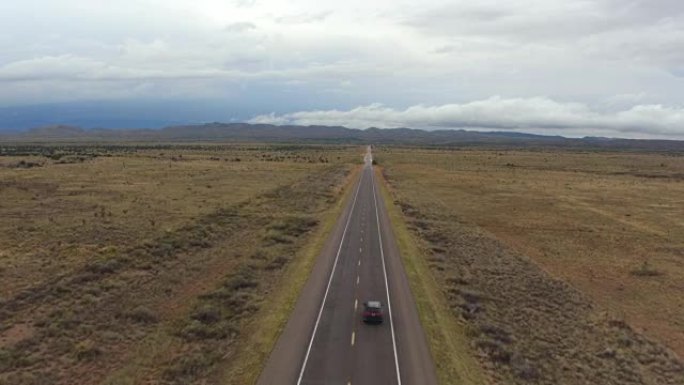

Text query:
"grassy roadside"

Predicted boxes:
[[220, 164, 363, 384], [0, 145, 363, 385], [375, 167, 486, 385], [374, 148, 684, 360]]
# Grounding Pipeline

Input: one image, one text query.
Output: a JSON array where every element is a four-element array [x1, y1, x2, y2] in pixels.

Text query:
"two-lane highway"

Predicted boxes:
[[296, 149, 399, 384], [258, 147, 437, 385]]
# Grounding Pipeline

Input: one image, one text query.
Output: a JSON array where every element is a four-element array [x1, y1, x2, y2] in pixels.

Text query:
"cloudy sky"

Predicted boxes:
[[1, 0, 684, 138]]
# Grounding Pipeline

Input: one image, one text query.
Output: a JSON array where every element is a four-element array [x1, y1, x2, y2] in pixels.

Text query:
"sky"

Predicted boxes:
[[1, 0, 684, 139]]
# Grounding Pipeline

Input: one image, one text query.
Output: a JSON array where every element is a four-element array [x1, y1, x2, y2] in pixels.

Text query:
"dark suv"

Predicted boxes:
[[362, 301, 384, 323]]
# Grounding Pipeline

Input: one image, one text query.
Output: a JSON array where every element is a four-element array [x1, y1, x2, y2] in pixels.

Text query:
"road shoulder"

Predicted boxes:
[[252, 165, 363, 385], [375, 166, 487, 385]]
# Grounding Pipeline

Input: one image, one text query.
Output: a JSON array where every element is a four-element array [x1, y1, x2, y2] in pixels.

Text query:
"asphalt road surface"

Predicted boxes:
[[257, 148, 437, 385]]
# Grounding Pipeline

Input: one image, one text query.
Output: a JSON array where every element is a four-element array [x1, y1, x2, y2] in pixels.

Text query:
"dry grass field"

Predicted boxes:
[[377, 147, 684, 384], [0, 143, 361, 385]]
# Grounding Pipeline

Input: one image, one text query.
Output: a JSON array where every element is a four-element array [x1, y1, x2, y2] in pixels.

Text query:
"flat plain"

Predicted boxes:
[[3, 142, 683, 385], [377, 147, 684, 384], [0, 143, 360, 385]]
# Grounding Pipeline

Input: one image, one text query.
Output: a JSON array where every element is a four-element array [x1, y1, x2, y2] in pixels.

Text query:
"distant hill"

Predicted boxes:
[[1, 122, 682, 151], [21, 125, 86, 138]]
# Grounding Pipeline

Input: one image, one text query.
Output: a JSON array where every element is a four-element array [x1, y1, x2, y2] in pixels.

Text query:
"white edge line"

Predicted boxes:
[[371, 160, 403, 385], [296, 166, 364, 385]]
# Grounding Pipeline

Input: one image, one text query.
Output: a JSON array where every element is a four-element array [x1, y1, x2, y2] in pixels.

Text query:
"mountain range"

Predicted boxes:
[[1, 123, 682, 151]]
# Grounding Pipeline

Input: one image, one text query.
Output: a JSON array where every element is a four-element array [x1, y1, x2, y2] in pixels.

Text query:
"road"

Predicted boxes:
[[257, 147, 437, 385]]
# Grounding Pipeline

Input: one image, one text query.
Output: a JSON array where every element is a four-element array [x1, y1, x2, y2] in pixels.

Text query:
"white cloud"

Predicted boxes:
[[0, 55, 229, 81], [249, 97, 684, 139], [0, 0, 684, 137], [275, 11, 332, 24], [224, 22, 257, 32]]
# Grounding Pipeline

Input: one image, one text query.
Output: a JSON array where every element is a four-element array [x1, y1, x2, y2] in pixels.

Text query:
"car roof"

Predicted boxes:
[[366, 301, 382, 308]]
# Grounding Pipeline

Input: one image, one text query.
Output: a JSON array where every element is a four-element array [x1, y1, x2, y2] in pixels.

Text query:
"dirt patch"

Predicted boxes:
[[0, 324, 34, 349]]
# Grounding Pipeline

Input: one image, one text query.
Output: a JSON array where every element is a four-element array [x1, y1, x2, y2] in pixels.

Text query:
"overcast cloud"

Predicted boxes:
[[249, 97, 684, 138], [1, 0, 683, 138]]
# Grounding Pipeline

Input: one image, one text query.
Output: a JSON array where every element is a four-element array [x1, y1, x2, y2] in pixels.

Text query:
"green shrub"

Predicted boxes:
[[630, 261, 664, 277], [126, 306, 158, 324], [74, 340, 101, 361]]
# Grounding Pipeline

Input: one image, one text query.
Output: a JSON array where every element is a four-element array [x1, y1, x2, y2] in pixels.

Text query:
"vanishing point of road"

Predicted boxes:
[[257, 147, 438, 385]]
